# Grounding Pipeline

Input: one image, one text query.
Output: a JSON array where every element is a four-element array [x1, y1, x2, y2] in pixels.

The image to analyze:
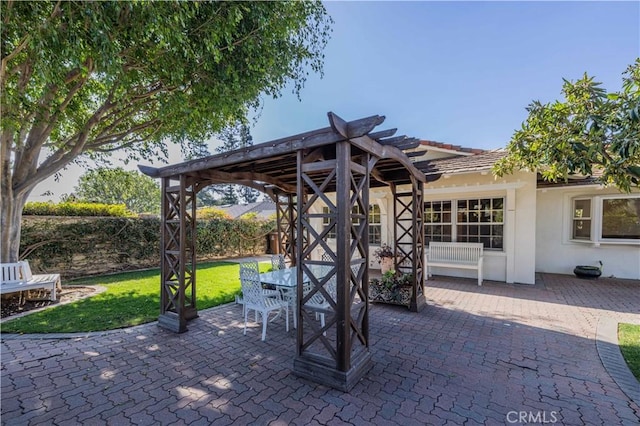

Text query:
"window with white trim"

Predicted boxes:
[[323, 204, 382, 244], [425, 198, 504, 250], [369, 205, 382, 245], [571, 195, 640, 242], [425, 201, 452, 243], [572, 199, 592, 240], [322, 206, 336, 239]]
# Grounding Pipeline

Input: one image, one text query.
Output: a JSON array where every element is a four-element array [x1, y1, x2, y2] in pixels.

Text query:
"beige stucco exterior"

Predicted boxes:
[[536, 185, 640, 280], [309, 150, 638, 284], [313, 170, 539, 285], [421, 170, 537, 284]]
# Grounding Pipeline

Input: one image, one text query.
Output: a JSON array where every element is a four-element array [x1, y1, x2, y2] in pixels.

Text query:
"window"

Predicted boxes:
[[424, 201, 452, 243], [425, 198, 504, 250], [322, 206, 336, 239], [572, 199, 591, 240], [323, 204, 382, 244], [369, 205, 382, 245], [572, 196, 640, 242], [602, 198, 640, 239]]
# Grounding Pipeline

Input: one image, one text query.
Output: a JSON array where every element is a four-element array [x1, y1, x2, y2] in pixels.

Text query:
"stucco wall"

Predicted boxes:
[[536, 186, 640, 280], [423, 170, 537, 284], [309, 170, 540, 284]]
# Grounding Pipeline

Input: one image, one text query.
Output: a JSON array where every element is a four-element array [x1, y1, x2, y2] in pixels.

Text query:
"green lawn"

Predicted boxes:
[[1, 261, 269, 334], [619, 323, 640, 381]]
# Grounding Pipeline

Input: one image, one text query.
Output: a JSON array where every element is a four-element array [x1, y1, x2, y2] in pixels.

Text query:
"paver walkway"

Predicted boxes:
[[2, 274, 639, 425]]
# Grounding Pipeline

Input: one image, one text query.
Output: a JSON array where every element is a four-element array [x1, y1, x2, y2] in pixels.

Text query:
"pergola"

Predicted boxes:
[[139, 112, 427, 391]]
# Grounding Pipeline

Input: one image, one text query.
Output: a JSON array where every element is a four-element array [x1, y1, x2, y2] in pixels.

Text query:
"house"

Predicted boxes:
[[220, 200, 276, 219], [314, 140, 640, 283]]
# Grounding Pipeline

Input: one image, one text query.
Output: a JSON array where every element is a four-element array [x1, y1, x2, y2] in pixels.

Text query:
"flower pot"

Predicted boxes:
[[574, 265, 602, 279], [380, 257, 394, 274]]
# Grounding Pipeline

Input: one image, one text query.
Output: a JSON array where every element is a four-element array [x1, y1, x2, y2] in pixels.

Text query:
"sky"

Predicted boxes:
[[30, 1, 640, 202]]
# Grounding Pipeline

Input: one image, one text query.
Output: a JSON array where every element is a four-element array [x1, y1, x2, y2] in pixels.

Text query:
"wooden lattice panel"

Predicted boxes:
[[159, 176, 197, 332], [295, 142, 370, 376], [392, 178, 426, 311], [276, 194, 297, 266]]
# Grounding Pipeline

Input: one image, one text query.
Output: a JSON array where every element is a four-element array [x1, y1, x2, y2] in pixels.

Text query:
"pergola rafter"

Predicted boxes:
[[139, 112, 427, 391]]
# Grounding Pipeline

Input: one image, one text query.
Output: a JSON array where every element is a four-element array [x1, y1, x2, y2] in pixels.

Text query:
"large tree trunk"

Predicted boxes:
[[0, 186, 29, 263]]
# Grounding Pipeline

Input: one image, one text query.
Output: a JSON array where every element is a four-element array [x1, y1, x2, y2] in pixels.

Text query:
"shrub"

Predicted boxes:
[[23, 201, 133, 217], [19, 216, 276, 277], [197, 207, 232, 220]]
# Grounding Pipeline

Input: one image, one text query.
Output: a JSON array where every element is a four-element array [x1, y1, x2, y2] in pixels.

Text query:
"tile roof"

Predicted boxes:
[[419, 140, 486, 155], [220, 201, 276, 219], [414, 150, 608, 187], [537, 167, 606, 188], [414, 150, 507, 176]]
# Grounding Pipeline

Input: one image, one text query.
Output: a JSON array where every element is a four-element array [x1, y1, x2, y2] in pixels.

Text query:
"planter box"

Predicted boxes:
[[369, 281, 412, 307]]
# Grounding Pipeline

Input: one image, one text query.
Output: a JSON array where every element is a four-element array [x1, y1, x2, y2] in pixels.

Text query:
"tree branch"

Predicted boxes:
[[86, 119, 161, 149], [39, 58, 95, 148], [1, 1, 63, 87], [13, 99, 115, 195], [218, 25, 263, 53]]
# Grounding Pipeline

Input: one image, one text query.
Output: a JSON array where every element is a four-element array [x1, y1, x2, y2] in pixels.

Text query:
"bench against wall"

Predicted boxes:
[[426, 242, 484, 286], [1, 261, 61, 301]]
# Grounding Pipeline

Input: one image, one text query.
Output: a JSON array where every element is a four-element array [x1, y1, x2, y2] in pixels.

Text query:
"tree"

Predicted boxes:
[[215, 122, 260, 204], [75, 168, 161, 214], [219, 184, 239, 205], [0, 1, 331, 261], [235, 126, 260, 204], [494, 60, 640, 192], [183, 140, 219, 207], [188, 121, 261, 206]]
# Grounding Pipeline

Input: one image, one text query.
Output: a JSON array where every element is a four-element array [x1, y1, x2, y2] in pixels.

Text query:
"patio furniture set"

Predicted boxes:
[[238, 254, 335, 341], [241, 243, 485, 341]]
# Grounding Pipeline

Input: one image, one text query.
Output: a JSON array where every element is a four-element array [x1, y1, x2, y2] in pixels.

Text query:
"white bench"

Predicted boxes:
[[426, 242, 484, 286], [1, 261, 60, 301]]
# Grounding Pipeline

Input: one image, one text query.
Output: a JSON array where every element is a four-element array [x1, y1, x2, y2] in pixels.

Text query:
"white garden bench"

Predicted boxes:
[[1, 261, 60, 301], [426, 242, 484, 286]]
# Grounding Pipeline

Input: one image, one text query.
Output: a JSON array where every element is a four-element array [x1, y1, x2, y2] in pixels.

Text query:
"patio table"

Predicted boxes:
[[259, 264, 332, 290], [259, 265, 333, 328]]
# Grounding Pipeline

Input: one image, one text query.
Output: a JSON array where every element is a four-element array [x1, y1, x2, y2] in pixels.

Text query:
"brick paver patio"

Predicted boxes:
[[2, 274, 639, 425]]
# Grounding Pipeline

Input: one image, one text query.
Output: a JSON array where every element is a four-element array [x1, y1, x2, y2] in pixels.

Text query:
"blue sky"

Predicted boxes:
[[251, 1, 639, 150], [32, 1, 639, 200]]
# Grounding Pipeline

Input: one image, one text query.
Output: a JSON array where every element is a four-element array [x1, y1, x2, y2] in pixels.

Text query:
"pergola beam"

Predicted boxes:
[[350, 135, 426, 184], [328, 112, 385, 139], [369, 128, 398, 140], [195, 169, 297, 193], [140, 113, 388, 180]]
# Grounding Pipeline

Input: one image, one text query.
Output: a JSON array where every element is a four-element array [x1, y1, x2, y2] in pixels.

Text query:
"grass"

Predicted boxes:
[[619, 323, 640, 381], [1, 261, 270, 334]]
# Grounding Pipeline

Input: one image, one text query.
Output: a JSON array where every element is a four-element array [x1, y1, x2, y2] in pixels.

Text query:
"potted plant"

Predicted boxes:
[[374, 243, 395, 273], [574, 261, 603, 279], [369, 270, 413, 306]]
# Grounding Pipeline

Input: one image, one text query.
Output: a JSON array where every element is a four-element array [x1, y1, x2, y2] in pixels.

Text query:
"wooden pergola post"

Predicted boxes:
[[158, 175, 197, 333], [275, 193, 297, 265], [391, 179, 426, 312], [293, 139, 372, 392]]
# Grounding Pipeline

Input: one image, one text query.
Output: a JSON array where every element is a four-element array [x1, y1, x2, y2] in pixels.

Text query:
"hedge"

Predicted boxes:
[[20, 216, 276, 277], [23, 201, 133, 217]]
